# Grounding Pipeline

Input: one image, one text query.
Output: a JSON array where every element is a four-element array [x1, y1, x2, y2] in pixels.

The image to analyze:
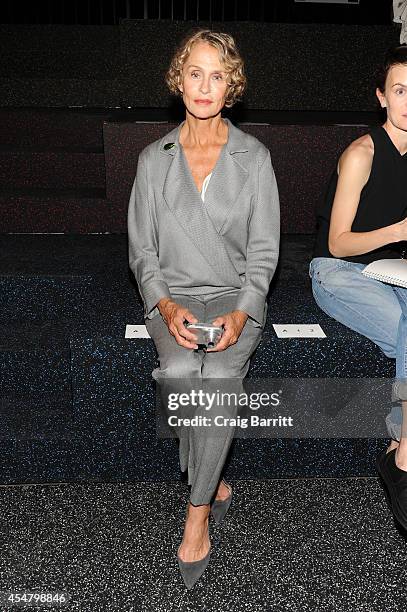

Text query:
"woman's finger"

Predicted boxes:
[[174, 319, 199, 343], [183, 310, 198, 324], [207, 330, 232, 352], [174, 330, 198, 349]]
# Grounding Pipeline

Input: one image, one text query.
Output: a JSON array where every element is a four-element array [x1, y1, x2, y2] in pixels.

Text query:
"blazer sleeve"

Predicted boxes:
[[234, 149, 280, 325], [127, 151, 171, 317]]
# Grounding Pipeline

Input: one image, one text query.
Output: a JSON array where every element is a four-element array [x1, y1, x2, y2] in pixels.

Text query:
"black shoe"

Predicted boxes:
[[376, 449, 407, 530]]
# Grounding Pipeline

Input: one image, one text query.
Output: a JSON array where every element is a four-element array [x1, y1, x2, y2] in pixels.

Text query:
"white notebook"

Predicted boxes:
[[362, 258, 407, 287]]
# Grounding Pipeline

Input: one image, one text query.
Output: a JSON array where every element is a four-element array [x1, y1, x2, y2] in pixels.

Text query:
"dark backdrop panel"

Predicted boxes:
[[0, 25, 121, 78], [121, 20, 400, 111], [0, 21, 400, 110], [0, 24, 124, 107]]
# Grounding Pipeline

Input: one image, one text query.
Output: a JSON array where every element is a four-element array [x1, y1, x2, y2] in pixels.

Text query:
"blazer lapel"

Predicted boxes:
[[203, 126, 249, 233], [161, 118, 249, 287]]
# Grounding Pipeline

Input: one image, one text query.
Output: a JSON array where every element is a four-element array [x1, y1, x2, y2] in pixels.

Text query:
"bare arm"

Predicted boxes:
[[328, 136, 407, 258]]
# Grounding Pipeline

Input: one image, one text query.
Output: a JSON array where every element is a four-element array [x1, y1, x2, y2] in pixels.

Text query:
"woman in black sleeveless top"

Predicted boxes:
[[310, 45, 407, 529]]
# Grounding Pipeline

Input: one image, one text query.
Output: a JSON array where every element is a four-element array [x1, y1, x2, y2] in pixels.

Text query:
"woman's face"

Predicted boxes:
[[376, 63, 407, 133], [179, 41, 230, 118]]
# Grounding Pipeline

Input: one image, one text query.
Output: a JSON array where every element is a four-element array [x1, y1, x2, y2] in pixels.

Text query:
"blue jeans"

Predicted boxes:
[[309, 257, 407, 441]]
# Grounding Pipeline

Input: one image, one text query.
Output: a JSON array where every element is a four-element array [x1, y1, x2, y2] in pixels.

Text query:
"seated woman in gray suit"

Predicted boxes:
[[127, 28, 280, 588]]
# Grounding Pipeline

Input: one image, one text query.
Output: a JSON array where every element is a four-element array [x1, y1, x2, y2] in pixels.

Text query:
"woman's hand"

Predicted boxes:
[[157, 298, 199, 349], [206, 310, 248, 352]]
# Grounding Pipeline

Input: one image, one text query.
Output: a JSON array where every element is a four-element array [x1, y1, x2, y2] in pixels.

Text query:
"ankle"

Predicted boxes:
[[186, 503, 210, 523], [181, 515, 209, 548]]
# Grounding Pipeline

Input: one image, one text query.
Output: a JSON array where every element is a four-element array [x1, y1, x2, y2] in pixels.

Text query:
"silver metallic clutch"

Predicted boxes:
[[185, 323, 224, 348]]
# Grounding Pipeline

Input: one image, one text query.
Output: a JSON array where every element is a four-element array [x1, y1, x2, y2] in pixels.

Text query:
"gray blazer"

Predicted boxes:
[[127, 117, 280, 326]]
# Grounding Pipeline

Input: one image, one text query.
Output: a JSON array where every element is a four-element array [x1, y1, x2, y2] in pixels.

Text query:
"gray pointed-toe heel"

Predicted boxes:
[[177, 544, 211, 590], [210, 479, 233, 524]]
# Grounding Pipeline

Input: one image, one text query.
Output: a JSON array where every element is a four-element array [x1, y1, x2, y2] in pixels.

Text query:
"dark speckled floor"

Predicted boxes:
[[0, 477, 406, 611], [0, 234, 404, 609]]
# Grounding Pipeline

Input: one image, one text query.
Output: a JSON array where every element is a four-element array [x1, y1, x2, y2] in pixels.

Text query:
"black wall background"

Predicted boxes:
[[0, 20, 401, 110]]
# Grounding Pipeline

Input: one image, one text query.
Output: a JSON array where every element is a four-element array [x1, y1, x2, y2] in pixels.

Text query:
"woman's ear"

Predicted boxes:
[[376, 87, 386, 108]]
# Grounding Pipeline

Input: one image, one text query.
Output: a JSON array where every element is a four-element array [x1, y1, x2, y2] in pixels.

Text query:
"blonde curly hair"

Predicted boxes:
[[165, 28, 246, 108]]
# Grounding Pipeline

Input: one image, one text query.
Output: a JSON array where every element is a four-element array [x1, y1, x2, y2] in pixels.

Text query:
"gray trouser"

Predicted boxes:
[[145, 290, 263, 505]]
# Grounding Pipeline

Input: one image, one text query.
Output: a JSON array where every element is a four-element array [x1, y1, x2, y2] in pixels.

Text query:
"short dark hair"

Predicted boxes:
[[376, 44, 407, 92]]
